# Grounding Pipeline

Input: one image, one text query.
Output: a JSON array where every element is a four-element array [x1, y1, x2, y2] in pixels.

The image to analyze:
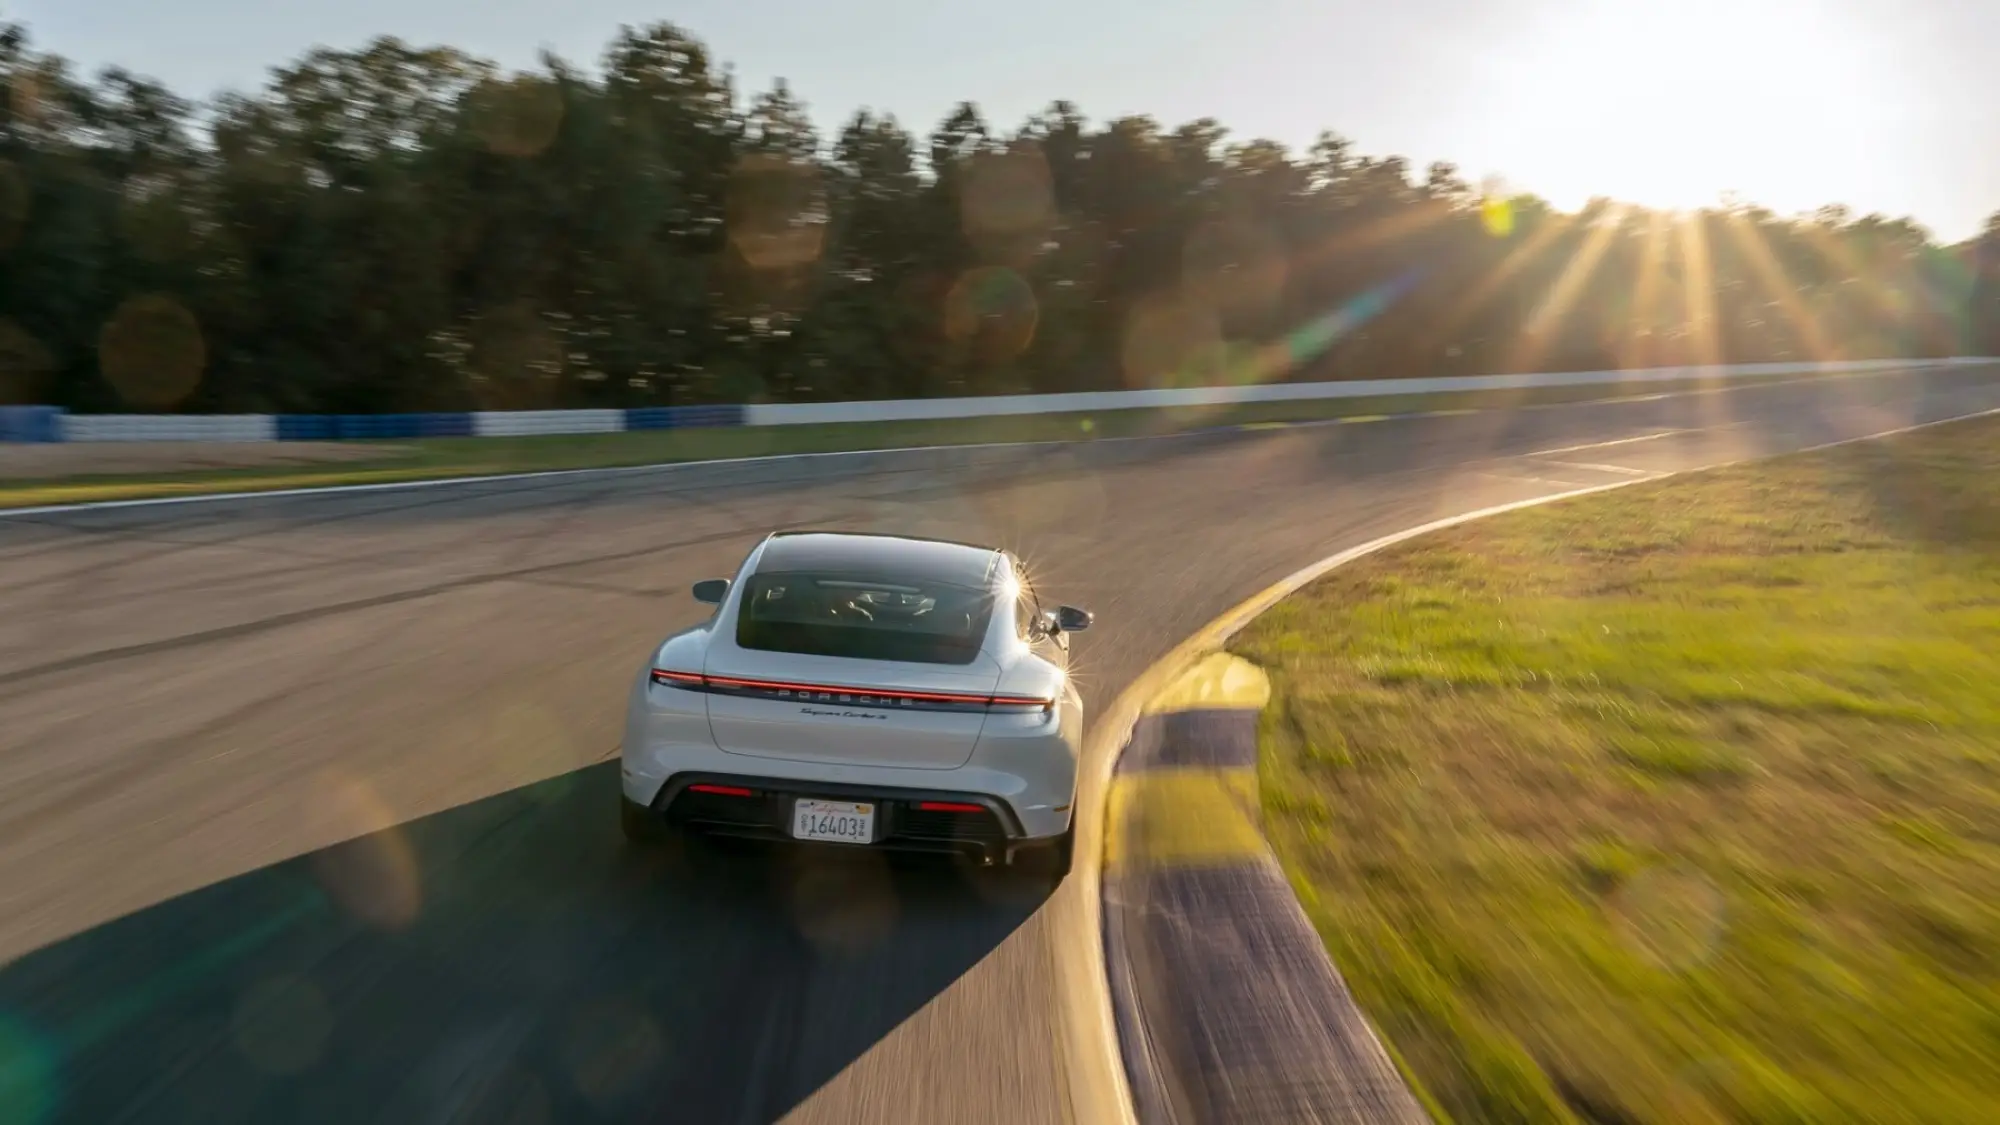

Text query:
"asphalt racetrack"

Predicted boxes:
[[1, 363, 1996, 1125]]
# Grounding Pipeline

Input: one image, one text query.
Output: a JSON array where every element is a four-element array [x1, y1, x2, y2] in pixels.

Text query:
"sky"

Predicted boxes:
[[8, 0, 1997, 242]]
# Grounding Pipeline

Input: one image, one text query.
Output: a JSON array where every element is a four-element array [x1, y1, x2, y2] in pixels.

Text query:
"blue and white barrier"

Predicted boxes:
[[3, 403, 752, 442], [3, 358, 1987, 442], [0, 406, 64, 443]]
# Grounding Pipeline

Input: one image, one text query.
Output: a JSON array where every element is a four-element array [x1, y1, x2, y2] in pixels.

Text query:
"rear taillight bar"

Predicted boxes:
[[650, 669, 1053, 714], [917, 801, 987, 814], [686, 783, 755, 797]]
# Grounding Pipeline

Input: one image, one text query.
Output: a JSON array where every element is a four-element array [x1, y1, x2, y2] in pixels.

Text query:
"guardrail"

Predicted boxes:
[[2, 358, 1988, 442]]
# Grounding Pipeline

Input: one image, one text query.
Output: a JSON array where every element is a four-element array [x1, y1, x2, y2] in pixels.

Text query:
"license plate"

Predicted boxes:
[[791, 798, 876, 845]]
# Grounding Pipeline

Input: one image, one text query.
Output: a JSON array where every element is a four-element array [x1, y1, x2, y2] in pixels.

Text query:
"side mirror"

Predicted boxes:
[[692, 578, 731, 605], [1055, 605, 1093, 633]]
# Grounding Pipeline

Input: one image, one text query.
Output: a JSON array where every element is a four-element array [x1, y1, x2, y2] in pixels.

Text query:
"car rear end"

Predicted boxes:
[[621, 533, 1080, 869], [650, 774, 1024, 864]]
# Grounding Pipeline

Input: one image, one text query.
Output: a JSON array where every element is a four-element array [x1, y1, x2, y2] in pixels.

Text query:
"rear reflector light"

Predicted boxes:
[[650, 669, 1052, 713], [687, 783, 754, 797], [917, 801, 987, 814], [986, 696, 1056, 713]]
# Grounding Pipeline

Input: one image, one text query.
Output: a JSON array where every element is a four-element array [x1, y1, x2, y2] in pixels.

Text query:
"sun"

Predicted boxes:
[[1466, 0, 1902, 215]]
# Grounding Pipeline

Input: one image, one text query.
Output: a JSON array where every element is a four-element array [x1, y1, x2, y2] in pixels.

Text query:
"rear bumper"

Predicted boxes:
[[633, 772, 1064, 865], [621, 731, 1076, 840]]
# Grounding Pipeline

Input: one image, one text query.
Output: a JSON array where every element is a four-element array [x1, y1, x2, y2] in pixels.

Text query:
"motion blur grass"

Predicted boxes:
[[0, 374, 1801, 508], [1233, 414, 2000, 1125]]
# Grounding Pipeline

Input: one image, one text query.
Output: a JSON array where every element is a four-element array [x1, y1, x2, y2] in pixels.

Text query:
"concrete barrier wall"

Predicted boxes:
[[739, 359, 1939, 426], [6, 358, 1985, 442], [61, 414, 278, 442], [472, 409, 625, 437]]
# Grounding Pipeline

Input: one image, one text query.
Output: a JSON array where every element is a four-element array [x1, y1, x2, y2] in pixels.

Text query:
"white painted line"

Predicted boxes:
[[1476, 471, 1590, 488], [1536, 459, 1658, 477], [1795, 407, 2000, 453], [1526, 429, 1685, 456]]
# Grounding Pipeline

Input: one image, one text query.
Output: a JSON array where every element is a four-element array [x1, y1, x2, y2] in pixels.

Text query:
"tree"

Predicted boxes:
[[0, 17, 1983, 414]]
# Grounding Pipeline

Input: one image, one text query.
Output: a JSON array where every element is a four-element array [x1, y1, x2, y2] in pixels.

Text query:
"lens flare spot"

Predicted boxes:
[[1182, 218, 1287, 334], [1481, 196, 1516, 238], [0, 1014, 58, 1125], [780, 849, 899, 953], [455, 1066, 550, 1125], [470, 76, 565, 158], [1080, 418, 1095, 434], [977, 470, 1107, 543], [231, 975, 333, 1076], [561, 998, 666, 1109], [727, 153, 827, 272], [308, 775, 422, 931], [1120, 293, 1221, 389], [960, 142, 1055, 264], [1606, 865, 1727, 972], [98, 294, 205, 409], [943, 266, 1038, 363]]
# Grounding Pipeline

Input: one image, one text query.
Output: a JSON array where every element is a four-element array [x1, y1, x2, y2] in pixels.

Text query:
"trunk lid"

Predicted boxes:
[[701, 643, 1000, 770]]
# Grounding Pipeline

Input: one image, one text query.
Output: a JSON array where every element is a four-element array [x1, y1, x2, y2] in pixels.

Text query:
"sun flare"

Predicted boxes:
[[1470, 0, 1901, 215]]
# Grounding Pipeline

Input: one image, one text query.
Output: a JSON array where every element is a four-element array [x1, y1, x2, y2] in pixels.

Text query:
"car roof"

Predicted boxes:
[[755, 530, 1002, 588]]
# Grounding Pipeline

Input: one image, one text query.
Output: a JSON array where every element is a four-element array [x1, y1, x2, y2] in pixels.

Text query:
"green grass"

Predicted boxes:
[[1233, 414, 2000, 1125], [0, 373, 1803, 508]]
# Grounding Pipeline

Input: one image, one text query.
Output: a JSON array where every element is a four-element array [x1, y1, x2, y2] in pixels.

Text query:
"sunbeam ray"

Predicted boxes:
[[1508, 204, 1628, 372], [1720, 209, 1833, 361]]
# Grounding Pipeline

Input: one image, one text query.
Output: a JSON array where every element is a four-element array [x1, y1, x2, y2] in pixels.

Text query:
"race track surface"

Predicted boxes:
[[1, 364, 1996, 1125]]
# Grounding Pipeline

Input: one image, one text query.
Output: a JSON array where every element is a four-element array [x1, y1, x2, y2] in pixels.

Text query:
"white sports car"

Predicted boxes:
[[620, 530, 1091, 877]]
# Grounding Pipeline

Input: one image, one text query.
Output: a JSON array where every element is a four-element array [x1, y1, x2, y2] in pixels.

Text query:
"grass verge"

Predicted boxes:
[[1232, 414, 2000, 1125], [0, 374, 1809, 509]]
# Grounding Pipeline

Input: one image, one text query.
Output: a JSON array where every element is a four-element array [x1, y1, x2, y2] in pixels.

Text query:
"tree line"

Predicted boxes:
[[1, 20, 1996, 415]]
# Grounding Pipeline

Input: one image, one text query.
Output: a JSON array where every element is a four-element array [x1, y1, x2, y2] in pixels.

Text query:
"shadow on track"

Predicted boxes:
[[0, 764, 1049, 1124]]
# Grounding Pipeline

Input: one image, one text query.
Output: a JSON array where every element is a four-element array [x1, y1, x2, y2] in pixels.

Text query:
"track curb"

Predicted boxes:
[[1088, 483, 1638, 1125]]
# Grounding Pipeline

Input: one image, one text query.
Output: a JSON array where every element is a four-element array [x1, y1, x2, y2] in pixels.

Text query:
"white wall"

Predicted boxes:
[[739, 359, 1943, 426], [472, 410, 625, 437], [61, 414, 278, 442]]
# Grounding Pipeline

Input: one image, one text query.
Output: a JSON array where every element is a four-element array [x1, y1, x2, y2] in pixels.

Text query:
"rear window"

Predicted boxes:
[[735, 572, 996, 665]]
